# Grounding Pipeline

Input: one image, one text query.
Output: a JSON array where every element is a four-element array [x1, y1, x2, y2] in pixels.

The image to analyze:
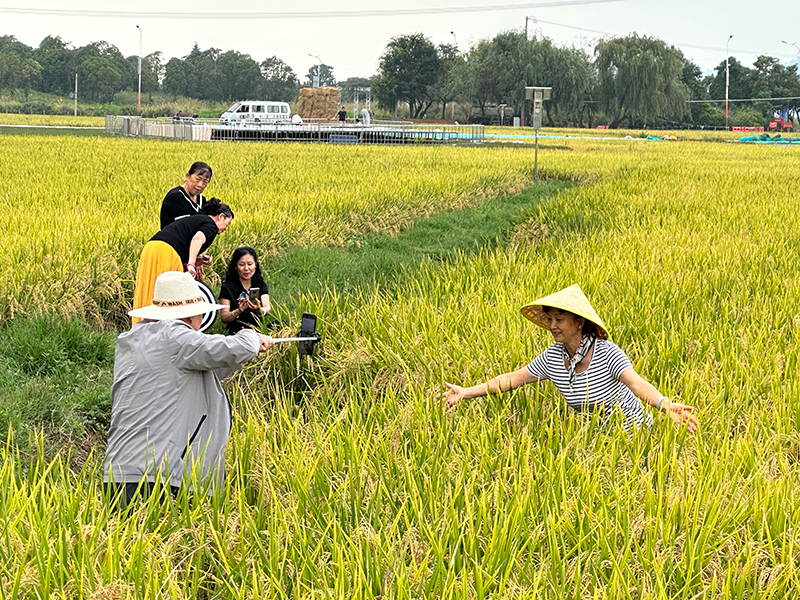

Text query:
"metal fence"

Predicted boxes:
[[105, 115, 484, 145], [105, 116, 214, 141]]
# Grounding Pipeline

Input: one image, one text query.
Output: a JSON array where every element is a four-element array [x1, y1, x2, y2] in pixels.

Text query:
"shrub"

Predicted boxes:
[[731, 108, 766, 127]]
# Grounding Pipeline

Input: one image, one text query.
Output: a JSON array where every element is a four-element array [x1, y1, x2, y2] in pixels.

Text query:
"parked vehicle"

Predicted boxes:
[[768, 117, 794, 132], [219, 101, 291, 125], [468, 104, 515, 125]]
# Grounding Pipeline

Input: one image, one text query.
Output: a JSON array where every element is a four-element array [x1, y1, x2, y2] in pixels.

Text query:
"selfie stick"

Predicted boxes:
[[271, 336, 318, 343]]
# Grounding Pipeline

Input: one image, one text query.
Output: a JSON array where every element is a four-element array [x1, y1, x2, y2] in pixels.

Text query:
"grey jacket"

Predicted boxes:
[[103, 319, 260, 492]]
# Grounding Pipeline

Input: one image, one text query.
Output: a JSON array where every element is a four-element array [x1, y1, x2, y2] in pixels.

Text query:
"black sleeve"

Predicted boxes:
[[159, 188, 183, 229], [260, 282, 269, 296], [219, 283, 235, 302], [198, 220, 218, 253]]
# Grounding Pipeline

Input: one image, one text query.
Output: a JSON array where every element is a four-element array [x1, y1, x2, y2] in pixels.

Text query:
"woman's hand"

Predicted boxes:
[[237, 297, 258, 313], [665, 401, 699, 433], [439, 382, 464, 407]]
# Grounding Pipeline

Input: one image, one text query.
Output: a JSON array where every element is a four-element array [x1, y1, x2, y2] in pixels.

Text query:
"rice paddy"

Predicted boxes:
[[1, 129, 799, 598]]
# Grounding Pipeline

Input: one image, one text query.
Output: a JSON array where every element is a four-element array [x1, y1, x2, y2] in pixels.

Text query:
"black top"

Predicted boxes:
[[150, 214, 218, 264], [337, 110, 347, 122], [160, 186, 205, 229], [219, 280, 270, 334]]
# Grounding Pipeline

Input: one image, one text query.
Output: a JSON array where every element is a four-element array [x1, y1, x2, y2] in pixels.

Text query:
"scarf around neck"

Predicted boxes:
[[562, 333, 596, 390]]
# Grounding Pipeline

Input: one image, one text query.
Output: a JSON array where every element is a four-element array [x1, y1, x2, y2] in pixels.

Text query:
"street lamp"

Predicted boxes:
[[136, 25, 142, 113], [781, 40, 800, 62], [308, 53, 322, 88], [450, 31, 457, 48], [725, 34, 732, 130]]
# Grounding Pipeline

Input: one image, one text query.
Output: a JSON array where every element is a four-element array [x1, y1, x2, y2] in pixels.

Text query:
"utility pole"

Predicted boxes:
[[136, 25, 142, 113], [525, 16, 536, 40], [450, 31, 458, 121], [725, 35, 733, 130]]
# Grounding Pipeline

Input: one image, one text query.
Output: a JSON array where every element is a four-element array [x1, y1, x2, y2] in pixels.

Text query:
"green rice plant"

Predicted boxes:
[[2, 135, 547, 324], [0, 133, 799, 597]]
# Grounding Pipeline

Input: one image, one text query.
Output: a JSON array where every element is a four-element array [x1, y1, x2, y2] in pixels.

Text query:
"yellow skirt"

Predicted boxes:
[[131, 241, 183, 324]]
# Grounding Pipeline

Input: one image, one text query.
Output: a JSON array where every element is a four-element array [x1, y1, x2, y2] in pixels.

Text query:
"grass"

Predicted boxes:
[[0, 315, 115, 461]]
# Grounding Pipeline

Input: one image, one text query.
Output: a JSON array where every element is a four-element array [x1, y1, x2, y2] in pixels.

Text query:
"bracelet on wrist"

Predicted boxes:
[[656, 396, 668, 412]]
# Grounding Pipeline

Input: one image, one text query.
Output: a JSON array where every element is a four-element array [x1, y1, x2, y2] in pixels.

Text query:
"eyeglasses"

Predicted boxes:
[[192, 174, 211, 184]]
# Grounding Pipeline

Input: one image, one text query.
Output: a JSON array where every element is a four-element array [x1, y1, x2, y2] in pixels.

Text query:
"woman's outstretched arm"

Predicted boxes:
[[441, 366, 539, 407], [619, 368, 698, 432]]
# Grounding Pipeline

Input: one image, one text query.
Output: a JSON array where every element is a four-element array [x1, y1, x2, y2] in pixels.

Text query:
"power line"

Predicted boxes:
[[687, 96, 800, 103], [0, 0, 622, 20], [527, 16, 795, 60]]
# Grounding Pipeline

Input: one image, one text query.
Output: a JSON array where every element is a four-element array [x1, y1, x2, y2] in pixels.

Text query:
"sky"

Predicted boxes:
[[1, 0, 799, 82]]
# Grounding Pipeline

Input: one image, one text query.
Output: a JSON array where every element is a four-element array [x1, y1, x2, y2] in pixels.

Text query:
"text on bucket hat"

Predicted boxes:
[[128, 271, 225, 321], [519, 284, 609, 340]]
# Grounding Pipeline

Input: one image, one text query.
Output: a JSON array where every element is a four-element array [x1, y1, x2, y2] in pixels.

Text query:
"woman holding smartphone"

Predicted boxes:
[[219, 246, 271, 334]]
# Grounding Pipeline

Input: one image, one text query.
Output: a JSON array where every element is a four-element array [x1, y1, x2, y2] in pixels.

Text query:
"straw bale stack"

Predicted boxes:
[[297, 87, 340, 120]]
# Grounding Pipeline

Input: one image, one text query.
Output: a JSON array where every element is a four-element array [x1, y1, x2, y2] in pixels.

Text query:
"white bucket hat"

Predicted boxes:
[[129, 271, 225, 321]]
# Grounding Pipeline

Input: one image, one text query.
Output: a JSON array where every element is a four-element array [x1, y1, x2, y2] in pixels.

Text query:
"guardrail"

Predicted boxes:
[[105, 115, 485, 145], [105, 116, 213, 141]]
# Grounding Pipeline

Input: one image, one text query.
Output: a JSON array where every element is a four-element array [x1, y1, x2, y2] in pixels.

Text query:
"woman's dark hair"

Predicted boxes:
[[224, 246, 265, 286], [188, 161, 212, 178], [201, 197, 233, 219], [542, 305, 601, 337]]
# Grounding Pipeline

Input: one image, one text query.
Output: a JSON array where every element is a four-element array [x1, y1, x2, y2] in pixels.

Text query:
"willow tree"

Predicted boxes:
[[595, 34, 690, 128], [536, 42, 594, 127], [462, 31, 593, 127]]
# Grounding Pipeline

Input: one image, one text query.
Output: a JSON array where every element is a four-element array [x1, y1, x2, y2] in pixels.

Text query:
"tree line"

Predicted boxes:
[[374, 31, 800, 128], [1, 31, 798, 127], [0, 35, 326, 105]]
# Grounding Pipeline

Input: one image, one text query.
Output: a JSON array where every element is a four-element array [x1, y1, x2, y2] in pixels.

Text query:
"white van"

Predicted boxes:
[[219, 101, 291, 125]]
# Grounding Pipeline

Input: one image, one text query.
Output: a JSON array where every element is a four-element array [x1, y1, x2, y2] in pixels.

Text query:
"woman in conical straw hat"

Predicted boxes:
[[441, 284, 697, 432]]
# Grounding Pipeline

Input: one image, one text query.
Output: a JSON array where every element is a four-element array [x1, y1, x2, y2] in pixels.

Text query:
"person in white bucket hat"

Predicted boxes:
[[103, 271, 274, 507], [441, 284, 697, 433]]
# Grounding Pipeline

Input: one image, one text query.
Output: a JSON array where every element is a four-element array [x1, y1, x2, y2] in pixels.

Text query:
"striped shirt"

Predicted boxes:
[[526, 339, 653, 430]]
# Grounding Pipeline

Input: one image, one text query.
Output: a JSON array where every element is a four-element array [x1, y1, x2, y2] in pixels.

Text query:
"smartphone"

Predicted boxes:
[[248, 287, 260, 302], [298, 313, 317, 356]]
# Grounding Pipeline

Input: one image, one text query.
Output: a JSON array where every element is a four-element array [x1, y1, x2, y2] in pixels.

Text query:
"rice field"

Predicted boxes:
[[0, 113, 105, 127], [2, 132, 800, 598], [1, 135, 544, 323], [486, 126, 745, 143]]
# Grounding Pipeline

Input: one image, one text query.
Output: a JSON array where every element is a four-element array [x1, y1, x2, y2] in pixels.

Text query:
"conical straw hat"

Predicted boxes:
[[520, 284, 609, 340]]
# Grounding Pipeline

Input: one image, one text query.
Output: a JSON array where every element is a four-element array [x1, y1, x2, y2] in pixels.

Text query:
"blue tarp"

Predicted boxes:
[[738, 133, 800, 144]]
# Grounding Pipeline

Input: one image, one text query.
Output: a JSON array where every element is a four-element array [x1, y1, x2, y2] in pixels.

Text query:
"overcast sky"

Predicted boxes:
[[2, 0, 799, 81]]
